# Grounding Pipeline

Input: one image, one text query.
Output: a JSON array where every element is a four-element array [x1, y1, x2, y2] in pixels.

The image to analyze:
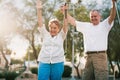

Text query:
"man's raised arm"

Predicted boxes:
[[60, 5, 76, 27], [108, 0, 116, 25]]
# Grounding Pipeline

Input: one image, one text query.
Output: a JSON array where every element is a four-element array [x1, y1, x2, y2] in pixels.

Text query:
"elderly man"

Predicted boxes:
[[61, 0, 116, 80]]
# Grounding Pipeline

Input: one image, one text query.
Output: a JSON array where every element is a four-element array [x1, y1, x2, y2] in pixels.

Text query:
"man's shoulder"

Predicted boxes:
[[101, 17, 109, 23], [76, 20, 91, 25]]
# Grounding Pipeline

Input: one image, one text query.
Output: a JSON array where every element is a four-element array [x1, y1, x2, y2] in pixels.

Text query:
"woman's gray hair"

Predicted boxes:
[[48, 18, 61, 28]]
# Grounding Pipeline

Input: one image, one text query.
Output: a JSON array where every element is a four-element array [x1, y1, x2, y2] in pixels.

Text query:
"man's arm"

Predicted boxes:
[[108, 0, 116, 25], [67, 13, 76, 27], [36, 0, 43, 27], [60, 5, 76, 27]]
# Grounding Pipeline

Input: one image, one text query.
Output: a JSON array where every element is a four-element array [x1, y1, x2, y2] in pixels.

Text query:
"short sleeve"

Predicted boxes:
[[75, 21, 90, 33], [38, 24, 48, 38], [59, 28, 67, 40], [102, 17, 114, 30]]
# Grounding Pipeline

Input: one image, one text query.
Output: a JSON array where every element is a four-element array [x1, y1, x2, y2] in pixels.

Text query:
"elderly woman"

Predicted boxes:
[[36, 0, 68, 80]]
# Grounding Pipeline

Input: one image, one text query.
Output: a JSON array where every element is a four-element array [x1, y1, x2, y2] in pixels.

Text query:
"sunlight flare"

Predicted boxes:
[[8, 35, 29, 59], [0, 4, 17, 36]]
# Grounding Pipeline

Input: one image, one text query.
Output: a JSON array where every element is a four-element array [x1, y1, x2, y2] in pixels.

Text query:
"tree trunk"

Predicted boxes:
[[1, 49, 9, 69], [117, 60, 120, 77], [32, 44, 38, 63], [117, 60, 120, 73], [107, 51, 114, 73], [74, 64, 81, 79], [31, 31, 38, 64]]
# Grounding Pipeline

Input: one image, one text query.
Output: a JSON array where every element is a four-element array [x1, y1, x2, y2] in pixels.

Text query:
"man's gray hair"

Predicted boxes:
[[89, 9, 101, 16]]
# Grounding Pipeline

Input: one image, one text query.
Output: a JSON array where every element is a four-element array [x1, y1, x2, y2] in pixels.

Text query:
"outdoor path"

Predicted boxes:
[[0, 78, 120, 80], [62, 77, 120, 80], [62, 78, 81, 80]]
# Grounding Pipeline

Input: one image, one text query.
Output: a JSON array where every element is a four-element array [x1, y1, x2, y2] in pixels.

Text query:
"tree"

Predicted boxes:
[[11, 58, 23, 65], [101, 1, 120, 76], [0, 0, 17, 70], [0, 35, 12, 70], [23, 45, 41, 61], [0, 39, 8, 69], [54, 3, 89, 78]]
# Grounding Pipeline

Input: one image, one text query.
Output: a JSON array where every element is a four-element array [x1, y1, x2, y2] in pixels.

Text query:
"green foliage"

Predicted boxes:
[[0, 72, 5, 78], [30, 67, 38, 75], [64, 29, 72, 61], [107, 1, 120, 62], [11, 59, 23, 64], [108, 18, 120, 61], [54, 10, 64, 21], [5, 71, 19, 80], [0, 71, 20, 80], [62, 65, 72, 77], [74, 6, 89, 22], [66, 0, 71, 3]]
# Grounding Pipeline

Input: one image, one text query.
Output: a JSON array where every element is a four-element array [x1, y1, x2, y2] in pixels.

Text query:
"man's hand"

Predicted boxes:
[[60, 4, 68, 14], [112, 0, 117, 3]]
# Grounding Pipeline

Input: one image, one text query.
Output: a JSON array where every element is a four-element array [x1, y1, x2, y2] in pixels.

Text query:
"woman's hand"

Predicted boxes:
[[36, 0, 42, 9]]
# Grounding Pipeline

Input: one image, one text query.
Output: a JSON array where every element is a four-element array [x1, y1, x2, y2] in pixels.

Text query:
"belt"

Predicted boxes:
[[86, 50, 106, 54]]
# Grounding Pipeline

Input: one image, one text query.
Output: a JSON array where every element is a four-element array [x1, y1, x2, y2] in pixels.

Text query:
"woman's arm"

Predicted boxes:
[[36, 0, 43, 27]]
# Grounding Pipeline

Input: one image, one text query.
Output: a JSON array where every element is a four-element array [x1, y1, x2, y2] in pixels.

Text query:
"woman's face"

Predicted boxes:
[[49, 22, 60, 37]]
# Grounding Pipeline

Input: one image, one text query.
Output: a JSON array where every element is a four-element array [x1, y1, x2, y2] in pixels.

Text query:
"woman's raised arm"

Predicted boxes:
[[36, 0, 43, 27]]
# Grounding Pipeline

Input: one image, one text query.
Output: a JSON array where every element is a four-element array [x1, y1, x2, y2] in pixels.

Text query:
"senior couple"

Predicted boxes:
[[36, 0, 116, 80]]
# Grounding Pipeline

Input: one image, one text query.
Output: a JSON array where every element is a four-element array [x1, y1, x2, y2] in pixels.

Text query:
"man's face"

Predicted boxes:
[[90, 11, 101, 25]]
